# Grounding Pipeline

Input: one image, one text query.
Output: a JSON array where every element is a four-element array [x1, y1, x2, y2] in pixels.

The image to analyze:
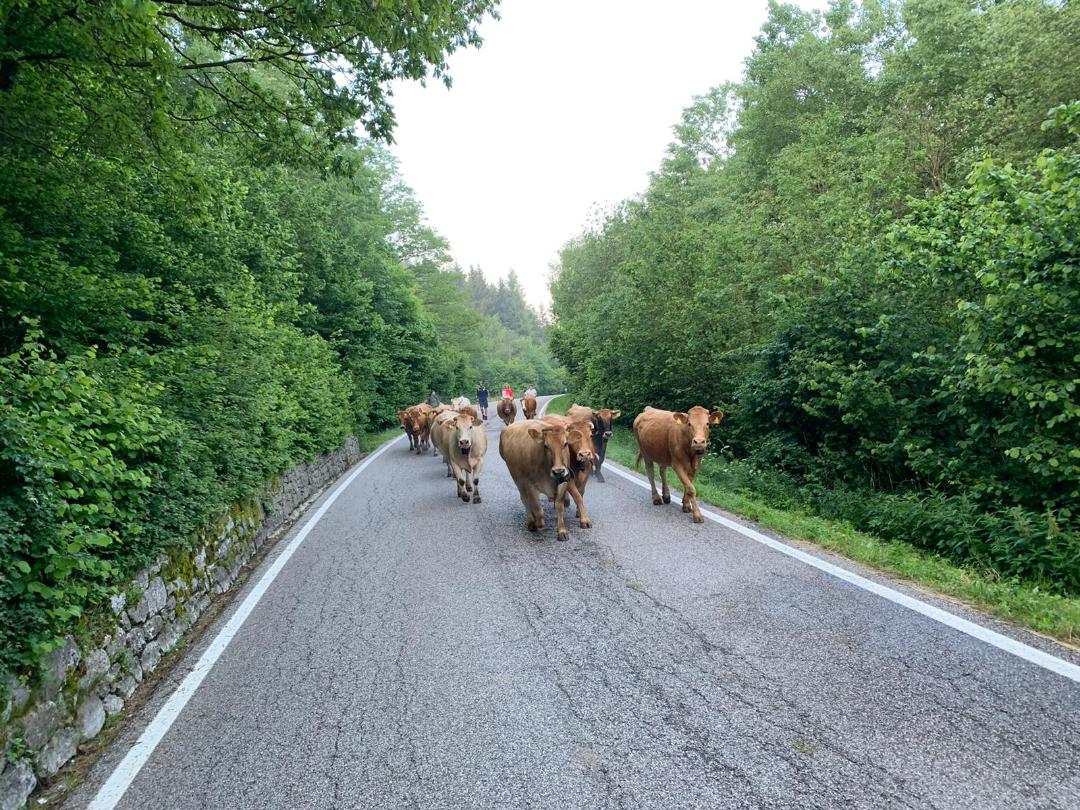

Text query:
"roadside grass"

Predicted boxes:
[[358, 426, 403, 453], [547, 395, 1080, 645]]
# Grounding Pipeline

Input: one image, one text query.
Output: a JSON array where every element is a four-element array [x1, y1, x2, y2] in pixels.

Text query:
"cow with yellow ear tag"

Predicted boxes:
[[632, 406, 725, 524]]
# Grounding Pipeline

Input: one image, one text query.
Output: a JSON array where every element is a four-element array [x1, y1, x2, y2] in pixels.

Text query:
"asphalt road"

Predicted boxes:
[[70, 396, 1080, 809]]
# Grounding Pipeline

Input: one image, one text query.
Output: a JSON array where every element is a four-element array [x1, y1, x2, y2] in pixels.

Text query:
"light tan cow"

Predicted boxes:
[[497, 397, 517, 426], [500, 420, 591, 541], [435, 411, 488, 503], [430, 409, 459, 472], [633, 406, 724, 523]]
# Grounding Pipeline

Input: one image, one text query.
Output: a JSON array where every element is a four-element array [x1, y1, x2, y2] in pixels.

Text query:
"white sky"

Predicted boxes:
[[388, 0, 827, 308]]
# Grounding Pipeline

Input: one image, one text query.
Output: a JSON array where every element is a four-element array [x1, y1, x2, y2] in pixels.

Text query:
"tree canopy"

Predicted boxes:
[[550, 0, 1080, 591]]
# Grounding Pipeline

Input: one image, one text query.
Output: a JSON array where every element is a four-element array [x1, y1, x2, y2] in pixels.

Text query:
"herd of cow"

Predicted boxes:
[[396, 396, 725, 540]]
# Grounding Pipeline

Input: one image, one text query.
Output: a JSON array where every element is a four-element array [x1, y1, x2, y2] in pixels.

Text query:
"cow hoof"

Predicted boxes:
[[460, 493, 469, 502], [662, 494, 671, 504], [693, 514, 704, 524], [527, 520, 538, 532], [473, 495, 481, 504], [652, 496, 663, 505], [682, 503, 692, 513], [579, 518, 592, 529], [557, 530, 568, 541]]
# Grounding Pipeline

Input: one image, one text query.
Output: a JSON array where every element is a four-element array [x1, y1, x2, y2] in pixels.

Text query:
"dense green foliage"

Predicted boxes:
[[550, 0, 1080, 592], [0, 0, 566, 678]]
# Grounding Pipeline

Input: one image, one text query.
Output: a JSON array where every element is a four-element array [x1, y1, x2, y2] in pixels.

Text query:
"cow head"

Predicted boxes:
[[565, 421, 596, 469], [398, 410, 410, 430], [589, 408, 621, 439], [672, 406, 724, 456], [453, 413, 483, 456], [527, 424, 571, 483]]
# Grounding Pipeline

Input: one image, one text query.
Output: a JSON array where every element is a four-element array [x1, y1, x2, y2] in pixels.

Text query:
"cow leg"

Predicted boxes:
[[673, 465, 703, 523], [567, 481, 592, 529], [594, 437, 606, 483], [554, 486, 570, 541], [659, 465, 672, 504], [645, 459, 663, 505], [520, 486, 543, 533], [471, 459, 483, 503], [454, 464, 469, 502]]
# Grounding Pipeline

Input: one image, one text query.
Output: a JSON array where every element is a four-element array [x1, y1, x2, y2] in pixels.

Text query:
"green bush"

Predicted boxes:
[[0, 333, 168, 669]]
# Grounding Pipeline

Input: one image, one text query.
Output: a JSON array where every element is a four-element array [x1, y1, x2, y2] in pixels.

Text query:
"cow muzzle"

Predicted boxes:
[[603, 431, 613, 439], [691, 442, 707, 456], [458, 442, 471, 455], [552, 466, 571, 483]]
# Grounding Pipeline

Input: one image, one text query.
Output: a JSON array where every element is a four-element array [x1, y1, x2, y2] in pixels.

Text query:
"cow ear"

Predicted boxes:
[[709, 410, 726, 425], [611, 410, 621, 419], [527, 427, 542, 441], [673, 412, 689, 425], [472, 417, 483, 427]]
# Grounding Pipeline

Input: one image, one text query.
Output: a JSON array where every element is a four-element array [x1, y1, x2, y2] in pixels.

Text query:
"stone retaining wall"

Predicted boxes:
[[0, 436, 362, 810]]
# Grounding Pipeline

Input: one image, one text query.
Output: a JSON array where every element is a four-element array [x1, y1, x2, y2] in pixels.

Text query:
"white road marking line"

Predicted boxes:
[[88, 435, 404, 810], [605, 461, 1080, 684]]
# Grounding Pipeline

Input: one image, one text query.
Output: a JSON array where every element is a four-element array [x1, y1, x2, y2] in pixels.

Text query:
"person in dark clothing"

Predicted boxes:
[[476, 382, 490, 420], [427, 390, 440, 408]]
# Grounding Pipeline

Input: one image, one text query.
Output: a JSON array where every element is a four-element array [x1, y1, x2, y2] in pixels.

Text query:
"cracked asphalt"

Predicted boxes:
[[70, 397, 1080, 809]]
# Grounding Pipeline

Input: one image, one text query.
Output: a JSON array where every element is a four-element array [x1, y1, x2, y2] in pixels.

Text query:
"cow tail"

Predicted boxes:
[[635, 451, 642, 470]]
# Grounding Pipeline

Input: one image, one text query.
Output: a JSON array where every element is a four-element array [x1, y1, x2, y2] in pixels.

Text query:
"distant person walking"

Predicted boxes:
[[476, 382, 490, 420], [427, 390, 440, 408]]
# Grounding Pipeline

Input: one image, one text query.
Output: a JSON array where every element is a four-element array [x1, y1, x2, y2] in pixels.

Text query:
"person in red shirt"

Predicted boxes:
[[501, 384, 514, 399]]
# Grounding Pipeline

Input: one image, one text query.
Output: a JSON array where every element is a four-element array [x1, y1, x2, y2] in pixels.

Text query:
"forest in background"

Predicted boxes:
[[0, 0, 566, 677], [550, 0, 1080, 592]]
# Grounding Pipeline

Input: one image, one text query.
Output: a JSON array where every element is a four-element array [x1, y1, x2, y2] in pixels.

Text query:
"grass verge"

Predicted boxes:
[[547, 395, 1080, 645], [358, 426, 404, 453]]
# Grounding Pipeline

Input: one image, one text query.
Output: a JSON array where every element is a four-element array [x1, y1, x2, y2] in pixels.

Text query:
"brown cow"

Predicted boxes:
[[500, 420, 591, 541], [398, 409, 419, 451], [459, 404, 479, 419], [632, 406, 724, 523], [542, 414, 597, 509], [566, 404, 621, 483], [434, 411, 488, 503], [497, 396, 517, 426], [522, 395, 538, 420], [408, 404, 434, 455]]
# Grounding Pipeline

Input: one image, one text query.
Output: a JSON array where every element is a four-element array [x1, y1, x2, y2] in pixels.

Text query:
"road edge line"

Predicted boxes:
[[88, 435, 404, 809], [603, 461, 1080, 684]]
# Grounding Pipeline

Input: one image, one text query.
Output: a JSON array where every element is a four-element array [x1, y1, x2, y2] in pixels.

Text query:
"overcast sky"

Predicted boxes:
[[388, 0, 827, 308]]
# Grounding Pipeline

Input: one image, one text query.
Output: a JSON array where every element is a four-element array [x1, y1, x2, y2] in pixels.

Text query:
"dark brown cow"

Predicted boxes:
[[499, 420, 591, 541], [522, 395, 538, 420], [632, 406, 724, 523], [497, 396, 517, 426], [566, 404, 621, 483]]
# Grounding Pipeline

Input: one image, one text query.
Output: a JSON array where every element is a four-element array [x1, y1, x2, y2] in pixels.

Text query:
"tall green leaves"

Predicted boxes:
[[549, 0, 1080, 588]]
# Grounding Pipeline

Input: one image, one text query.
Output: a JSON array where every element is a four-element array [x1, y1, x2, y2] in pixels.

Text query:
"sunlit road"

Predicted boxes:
[[70, 397, 1080, 809]]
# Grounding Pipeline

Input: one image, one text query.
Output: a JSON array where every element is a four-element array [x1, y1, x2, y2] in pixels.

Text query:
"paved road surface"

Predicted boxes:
[[71, 397, 1080, 809]]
